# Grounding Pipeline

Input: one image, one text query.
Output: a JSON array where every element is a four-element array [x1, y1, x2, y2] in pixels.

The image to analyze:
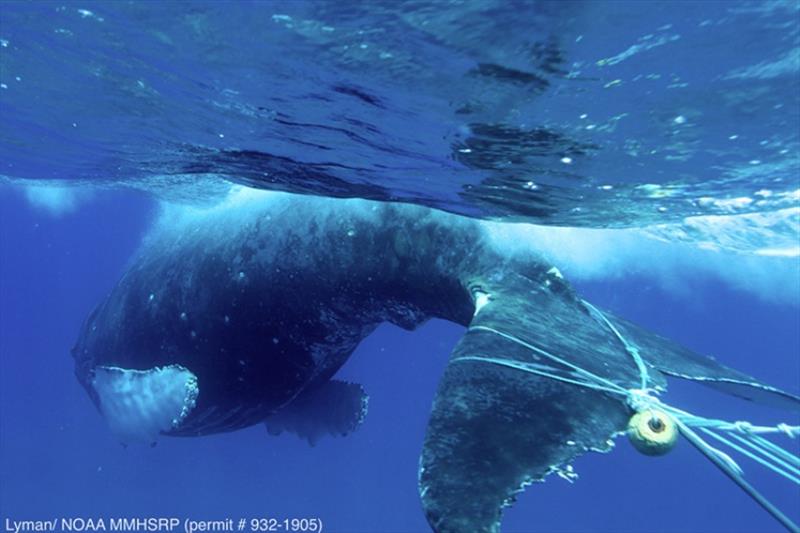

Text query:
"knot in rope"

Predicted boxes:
[[626, 388, 662, 413]]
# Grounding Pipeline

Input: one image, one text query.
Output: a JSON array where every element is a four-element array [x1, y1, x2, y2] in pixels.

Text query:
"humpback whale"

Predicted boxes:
[[72, 188, 799, 532]]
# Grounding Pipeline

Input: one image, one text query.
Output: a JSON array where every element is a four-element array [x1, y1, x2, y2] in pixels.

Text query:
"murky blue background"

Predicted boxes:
[[1, 1, 799, 531]]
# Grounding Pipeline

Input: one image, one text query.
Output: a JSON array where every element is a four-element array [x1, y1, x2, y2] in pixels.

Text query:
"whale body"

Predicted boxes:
[[72, 189, 799, 532]]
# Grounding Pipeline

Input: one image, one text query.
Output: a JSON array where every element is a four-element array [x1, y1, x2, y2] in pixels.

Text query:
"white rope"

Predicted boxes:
[[454, 303, 800, 531], [453, 355, 627, 396], [752, 433, 800, 468], [724, 431, 800, 482], [583, 300, 650, 390], [467, 325, 632, 395]]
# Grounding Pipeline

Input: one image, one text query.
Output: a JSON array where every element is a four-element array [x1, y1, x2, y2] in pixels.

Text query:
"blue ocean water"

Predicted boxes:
[[1, 1, 799, 533]]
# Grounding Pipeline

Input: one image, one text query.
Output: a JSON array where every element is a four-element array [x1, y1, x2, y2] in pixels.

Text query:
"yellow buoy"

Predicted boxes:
[[628, 409, 679, 456]]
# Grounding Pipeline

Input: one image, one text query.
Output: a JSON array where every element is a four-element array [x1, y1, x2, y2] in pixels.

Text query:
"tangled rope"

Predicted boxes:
[[453, 300, 799, 532]]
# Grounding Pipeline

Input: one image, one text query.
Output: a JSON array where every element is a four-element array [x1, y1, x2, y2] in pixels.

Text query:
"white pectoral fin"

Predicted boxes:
[[92, 364, 199, 445]]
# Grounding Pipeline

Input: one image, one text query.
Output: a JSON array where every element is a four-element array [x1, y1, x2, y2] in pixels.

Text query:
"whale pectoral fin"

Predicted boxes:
[[420, 272, 640, 533], [91, 365, 199, 445], [264, 380, 369, 446], [605, 313, 800, 410]]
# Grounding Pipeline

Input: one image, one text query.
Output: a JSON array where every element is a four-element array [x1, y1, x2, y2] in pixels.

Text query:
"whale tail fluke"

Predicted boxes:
[[603, 312, 800, 411], [419, 269, 799, 532]]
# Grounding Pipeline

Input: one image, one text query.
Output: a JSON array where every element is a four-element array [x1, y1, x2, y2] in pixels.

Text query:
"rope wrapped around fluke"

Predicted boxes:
[[453, 300, 800, 533]]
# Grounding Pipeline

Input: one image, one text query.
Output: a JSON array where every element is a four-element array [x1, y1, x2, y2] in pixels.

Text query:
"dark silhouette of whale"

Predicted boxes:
[[72, 189, 799, 533]]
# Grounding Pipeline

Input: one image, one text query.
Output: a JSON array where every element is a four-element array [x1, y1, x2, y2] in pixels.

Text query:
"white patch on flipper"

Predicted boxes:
[[92, 365, 198, 444], [473, 291, 491, 316]]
